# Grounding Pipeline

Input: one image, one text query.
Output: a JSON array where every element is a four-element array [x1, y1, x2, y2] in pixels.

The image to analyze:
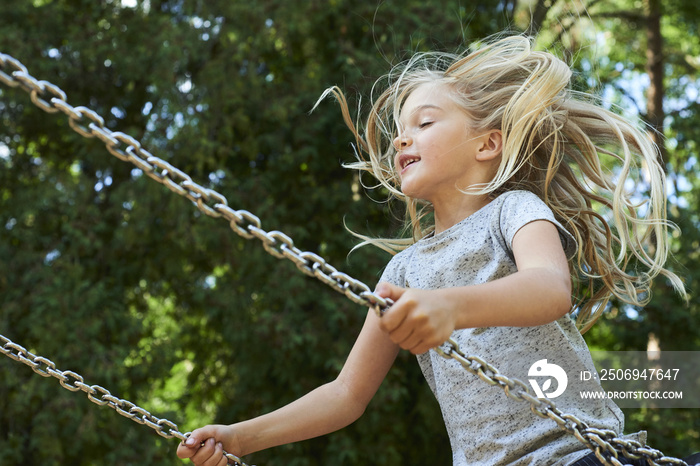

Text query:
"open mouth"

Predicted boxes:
[[399, 154, 421, 171]]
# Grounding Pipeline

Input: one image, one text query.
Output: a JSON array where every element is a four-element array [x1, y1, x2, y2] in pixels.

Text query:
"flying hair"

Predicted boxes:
[[317, 34, 687, 332]]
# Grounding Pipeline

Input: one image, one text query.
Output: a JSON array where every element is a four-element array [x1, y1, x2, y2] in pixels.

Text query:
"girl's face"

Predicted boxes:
[[392, 83, 497, 205]]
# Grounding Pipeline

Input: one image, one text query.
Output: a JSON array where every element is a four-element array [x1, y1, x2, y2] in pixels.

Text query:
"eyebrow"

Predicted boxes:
[[406, 104, 443, 115], [399, 104, 443, 126]]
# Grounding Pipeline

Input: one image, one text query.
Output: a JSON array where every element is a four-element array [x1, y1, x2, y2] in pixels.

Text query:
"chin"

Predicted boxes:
[[399, 181, 420, 198], [400, 187, 420, 199], [400, 189, 429, 204]]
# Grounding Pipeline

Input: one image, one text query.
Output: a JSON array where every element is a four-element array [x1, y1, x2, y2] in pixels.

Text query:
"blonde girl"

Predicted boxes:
[[177, 35, 687, 466]]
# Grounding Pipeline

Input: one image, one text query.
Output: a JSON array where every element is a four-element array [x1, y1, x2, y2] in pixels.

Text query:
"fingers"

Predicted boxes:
[[191, 438, 228, 466], [376, 283, 410, 333], [390, 322, 434, 355], [406, 339, 434, 355], [177, 440, 196, 459], [177, 425, 233, 465], [182, 425, 218, 450], [178, 437, 228, 466], [379, 292, 428, 351], [375, 286, 453, 354], [397, 329, 428, 354], [375, 282, 406, 303]]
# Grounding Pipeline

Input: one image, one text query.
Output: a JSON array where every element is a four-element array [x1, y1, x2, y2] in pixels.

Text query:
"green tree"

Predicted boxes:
[[0, 1, 513, 465], [527, 0, 700, 457], [1, 1, 698, 465]]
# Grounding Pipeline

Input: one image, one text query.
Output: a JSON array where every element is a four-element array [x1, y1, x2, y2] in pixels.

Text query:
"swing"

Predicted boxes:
[[0, 52, 696, 466]]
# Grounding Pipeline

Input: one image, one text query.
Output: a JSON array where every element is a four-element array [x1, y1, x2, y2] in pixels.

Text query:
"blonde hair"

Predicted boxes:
[[321, 35, 686, 332]]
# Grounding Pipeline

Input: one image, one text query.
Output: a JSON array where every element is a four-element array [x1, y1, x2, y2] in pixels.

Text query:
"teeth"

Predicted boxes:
[[403, 157, 420, 169]]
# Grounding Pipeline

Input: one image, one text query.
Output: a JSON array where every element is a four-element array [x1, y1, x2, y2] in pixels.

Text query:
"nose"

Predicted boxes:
[[393, 133, 413, 150]]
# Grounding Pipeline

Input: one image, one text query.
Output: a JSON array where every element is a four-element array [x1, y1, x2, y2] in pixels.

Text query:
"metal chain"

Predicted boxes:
[[0, 333, 249, 466], [0, 52, 694, 466]]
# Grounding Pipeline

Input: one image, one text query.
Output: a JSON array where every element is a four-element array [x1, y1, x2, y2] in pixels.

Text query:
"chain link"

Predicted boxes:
[[0, 334, 248, 466], [1, 51, 695, 466]]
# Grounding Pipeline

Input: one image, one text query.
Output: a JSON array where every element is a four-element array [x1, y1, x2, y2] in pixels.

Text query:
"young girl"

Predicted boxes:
[[176, 35, 688, 466]]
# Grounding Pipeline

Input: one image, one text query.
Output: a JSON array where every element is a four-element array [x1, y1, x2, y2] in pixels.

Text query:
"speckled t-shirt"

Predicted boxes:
[[379, 190, 643, 465]]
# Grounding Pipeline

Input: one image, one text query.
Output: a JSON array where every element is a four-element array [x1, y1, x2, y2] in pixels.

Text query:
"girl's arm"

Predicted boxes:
[[377, 220, 572, 355], [177, 309, 400, 464]]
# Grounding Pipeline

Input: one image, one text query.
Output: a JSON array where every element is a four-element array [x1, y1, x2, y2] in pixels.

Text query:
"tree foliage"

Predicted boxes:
[[532, 0, 700, 456], [0, 1, 697, 465]]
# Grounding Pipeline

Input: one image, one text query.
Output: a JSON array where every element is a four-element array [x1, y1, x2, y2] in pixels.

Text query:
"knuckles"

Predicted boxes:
[[378, 317, 392, 333], [379, 292, 451, 354]]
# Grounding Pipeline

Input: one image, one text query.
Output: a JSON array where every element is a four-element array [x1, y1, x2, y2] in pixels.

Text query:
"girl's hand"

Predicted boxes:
[[375, 283, 456, 354], [176, 424, 241, 466]]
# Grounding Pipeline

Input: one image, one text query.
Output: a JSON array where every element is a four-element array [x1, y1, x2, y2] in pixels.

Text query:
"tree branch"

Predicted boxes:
[[589, 11, 647, 26], [527, 0, 561, 37]]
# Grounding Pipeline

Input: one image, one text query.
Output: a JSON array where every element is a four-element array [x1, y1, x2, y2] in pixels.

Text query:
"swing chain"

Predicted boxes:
[[0, 52, 693, 466], [0, 51, 387, 316], [0, 334, 249, 466], [433, 342, 691, 466]]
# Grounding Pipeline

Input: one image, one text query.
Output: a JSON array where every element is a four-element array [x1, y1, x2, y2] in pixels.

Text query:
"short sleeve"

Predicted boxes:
[[377, 249, 409, 288], [498, 191, 577, 259]]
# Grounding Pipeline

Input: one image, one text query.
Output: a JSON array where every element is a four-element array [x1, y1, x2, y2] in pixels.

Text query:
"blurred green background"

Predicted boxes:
[[1, 0, 698, 465]]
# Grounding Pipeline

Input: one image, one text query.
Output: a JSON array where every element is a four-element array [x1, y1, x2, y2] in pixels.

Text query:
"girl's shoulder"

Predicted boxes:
[[378, 246, 413, 287], [493, 190, 577, 258], [490, 189, 551, 231], [493, 189, 545, 209]]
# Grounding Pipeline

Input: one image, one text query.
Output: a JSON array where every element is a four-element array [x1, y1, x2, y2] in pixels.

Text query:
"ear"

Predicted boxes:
[[475, 130, 502, 162]]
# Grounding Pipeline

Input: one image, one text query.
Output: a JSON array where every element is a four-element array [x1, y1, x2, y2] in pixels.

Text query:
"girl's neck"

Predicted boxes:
[[433, 193, 493, 235]]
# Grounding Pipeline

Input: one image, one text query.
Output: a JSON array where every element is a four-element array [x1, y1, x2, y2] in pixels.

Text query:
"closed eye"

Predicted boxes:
[[419, 121, 433, 128]]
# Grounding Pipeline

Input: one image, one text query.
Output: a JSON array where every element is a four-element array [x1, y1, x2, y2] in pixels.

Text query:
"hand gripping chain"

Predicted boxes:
[[0, 52, 694, 466], [0, 333, 249, 466]]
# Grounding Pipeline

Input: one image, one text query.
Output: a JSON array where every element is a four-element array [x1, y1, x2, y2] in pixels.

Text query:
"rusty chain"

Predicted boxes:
[[0, 52, 694, 466]]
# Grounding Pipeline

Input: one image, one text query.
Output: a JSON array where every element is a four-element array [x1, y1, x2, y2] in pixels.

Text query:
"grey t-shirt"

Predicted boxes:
[[379, 190, 641, 465]]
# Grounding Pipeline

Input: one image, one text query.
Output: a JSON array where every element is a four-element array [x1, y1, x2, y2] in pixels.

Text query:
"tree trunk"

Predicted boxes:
[[644, 0, 667, 169], [527, 0, 559, 36]]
